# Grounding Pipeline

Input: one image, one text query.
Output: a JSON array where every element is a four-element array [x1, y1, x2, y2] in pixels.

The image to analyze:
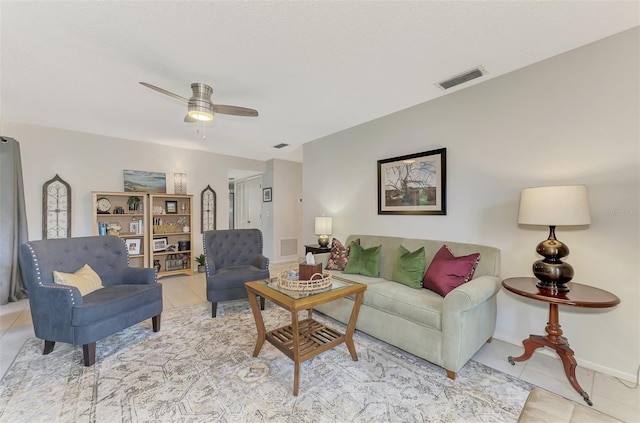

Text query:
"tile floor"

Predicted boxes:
[[1, 262, 638, 422]]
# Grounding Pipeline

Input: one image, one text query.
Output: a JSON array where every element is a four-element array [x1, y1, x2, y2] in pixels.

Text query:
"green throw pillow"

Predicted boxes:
[[391, 245, 426, 289], [343, 241, 381, 277]]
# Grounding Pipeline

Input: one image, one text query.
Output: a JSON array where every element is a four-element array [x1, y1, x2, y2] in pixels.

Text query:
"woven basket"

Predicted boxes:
[[154, 224, 178, 234], [277, 270, 332, 291]]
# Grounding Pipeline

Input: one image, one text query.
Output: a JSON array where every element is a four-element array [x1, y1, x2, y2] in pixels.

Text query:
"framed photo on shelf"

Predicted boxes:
[[262, 187, 272, 202], [129, 221, 140, 234], [165, 200, 178, 214], [153, 237, 168, 252], [377, 148, 447, 215], [125, 239, 141, 255]]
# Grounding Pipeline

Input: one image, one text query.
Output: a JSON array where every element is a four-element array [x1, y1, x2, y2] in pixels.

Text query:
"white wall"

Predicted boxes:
[[2, 122, 266, 258], [303, 28, 639, 380], [272, 159, 303, 262]]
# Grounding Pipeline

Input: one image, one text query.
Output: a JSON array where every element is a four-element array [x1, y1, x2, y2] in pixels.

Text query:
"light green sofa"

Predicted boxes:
[[313, 234, 501, 379]]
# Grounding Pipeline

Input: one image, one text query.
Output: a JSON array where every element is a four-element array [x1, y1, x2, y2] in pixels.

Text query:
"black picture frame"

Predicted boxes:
[[165, 200, 178, 214], [377, 148, 446, 215], [263, 187, 272, 202]]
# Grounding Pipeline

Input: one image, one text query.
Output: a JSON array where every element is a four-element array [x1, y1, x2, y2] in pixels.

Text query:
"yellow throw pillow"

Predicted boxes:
[[53, 264, 103, 296]]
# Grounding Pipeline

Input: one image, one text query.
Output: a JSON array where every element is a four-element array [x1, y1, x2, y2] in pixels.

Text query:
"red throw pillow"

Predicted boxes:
[[422, 245, 481, 296], [325, 238, 360, 271]]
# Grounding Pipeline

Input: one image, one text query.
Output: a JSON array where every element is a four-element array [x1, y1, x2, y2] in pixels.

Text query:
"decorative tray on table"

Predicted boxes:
[[277, 269, 332, 291]]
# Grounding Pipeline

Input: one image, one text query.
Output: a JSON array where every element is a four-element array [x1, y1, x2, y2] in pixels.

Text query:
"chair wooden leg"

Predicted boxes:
[[152, 314, 161, 332], [446, 370, 457, 380], [259, 296, 265, 310], [487, 336, 493, 343], [83, 343, 96, 366], [211, 302, 218, 318], [43, 340, 55, 355]]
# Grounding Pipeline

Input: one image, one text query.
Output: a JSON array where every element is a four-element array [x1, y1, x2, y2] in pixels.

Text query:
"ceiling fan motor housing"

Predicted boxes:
[[188, 83, 215, 121]]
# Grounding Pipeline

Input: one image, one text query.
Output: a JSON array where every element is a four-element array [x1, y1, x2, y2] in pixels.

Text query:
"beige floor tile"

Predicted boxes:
[[592, 371, 640, 410], [472, 339, 526, 378]]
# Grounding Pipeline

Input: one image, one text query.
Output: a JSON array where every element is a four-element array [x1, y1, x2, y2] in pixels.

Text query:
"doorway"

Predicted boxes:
[[234, 176, 262, 230]]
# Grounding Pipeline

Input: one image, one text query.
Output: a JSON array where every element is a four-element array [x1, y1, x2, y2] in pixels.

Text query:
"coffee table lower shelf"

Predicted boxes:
[[267, 318, 344, 361]]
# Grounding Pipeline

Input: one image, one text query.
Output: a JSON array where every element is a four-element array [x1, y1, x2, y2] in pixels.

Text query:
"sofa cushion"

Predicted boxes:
[[364, 281, 443, 330], [73, 283, 162, 326], [422, 245, 480, 296], [343, 242, 381, 277], [53, 264, 103, 296], [391, 245, 426, 289], [325, 238, 360, 271]]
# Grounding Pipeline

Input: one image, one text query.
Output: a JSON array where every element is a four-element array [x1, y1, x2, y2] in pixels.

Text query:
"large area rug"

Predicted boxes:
[[0, 301, 534, 422]]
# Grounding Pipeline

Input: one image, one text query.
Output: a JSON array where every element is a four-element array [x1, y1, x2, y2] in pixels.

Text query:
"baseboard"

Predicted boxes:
[[493, 333, 637, 383]]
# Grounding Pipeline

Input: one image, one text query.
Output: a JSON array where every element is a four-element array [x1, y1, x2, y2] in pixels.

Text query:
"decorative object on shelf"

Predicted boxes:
[[377, 148, 447, 215], [124, 169, 166, 193], [314, 216, 333, 248], [96, 197, 111, 214], [153, 238, 168, 252], [113, 206, 125, 214], [127, 196, 141, 211], [517, 185, 591, 292], [178, 240, 190, 251], [125, 238, 141, 255], [174, 173, 187, 195], [165, 200, 178, 214], [106, 222, 121, 236], [195, 254, 206, 273], [42, 174, 72, 239], [165, 254, 184, 271], [153, 259, 161, 272], [153, 205, 164, 215], [98, 222, 108, 236], [201, 185, 217, 232], [262, 187, 272, 202]]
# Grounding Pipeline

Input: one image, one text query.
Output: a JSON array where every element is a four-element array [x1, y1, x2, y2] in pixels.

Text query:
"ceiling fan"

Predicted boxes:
[[139, 82, 258, 122]]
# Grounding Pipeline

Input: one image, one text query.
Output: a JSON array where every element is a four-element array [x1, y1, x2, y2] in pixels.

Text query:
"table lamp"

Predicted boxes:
[[314, 216, 333, 248], [517, 185, 591, 292]]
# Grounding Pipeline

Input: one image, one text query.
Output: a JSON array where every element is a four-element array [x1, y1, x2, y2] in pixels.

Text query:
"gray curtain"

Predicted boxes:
[[0, 136, 29, 304]]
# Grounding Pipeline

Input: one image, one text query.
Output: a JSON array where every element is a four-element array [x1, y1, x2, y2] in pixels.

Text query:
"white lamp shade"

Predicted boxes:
[[518, 185, 591, 226], [314, 216, 333, 235]]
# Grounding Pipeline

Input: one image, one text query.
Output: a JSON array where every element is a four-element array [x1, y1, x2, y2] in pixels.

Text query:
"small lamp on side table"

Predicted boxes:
[[314, 216, 333, 248], [517, 185, 591, 293]]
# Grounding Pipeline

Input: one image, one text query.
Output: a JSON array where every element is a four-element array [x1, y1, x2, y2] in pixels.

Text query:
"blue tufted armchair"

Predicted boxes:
[[18, 235, 163, 366], [203, 229, 269, 317]]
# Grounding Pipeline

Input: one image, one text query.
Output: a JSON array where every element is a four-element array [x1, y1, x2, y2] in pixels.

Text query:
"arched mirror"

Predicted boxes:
[[201, 185, 216, 232], [42, 174, 71, 239]]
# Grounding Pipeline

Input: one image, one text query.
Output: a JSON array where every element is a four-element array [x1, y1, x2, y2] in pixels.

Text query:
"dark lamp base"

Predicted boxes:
[[532, 225, 574, 293]]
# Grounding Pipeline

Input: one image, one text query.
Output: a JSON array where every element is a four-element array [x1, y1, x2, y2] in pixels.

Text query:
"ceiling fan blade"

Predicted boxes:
[[184, 114, 197, 123], [139, 82, 189, 103], [212, 104, 259, 117]]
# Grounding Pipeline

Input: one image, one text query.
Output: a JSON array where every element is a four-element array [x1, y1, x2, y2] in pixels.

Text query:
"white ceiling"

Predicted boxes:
[[1, 1, 638, 163]]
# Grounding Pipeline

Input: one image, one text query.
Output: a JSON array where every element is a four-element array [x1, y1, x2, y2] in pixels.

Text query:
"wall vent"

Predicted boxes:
[[280, 238, 297, 256], [437, 66, 486, 90], [273, 143, 289, 149]]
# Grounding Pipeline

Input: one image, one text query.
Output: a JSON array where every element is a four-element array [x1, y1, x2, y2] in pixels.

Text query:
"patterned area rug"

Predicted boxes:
[[0, 301, 533, 422]]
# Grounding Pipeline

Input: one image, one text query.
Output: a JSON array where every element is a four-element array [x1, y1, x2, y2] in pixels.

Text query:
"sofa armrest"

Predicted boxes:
[[31, 284, 80, 342], [254, 254, 269, 270], [441, 275, 501, 374], [443, 275, 501, 312], [119, 267, 157, 285]]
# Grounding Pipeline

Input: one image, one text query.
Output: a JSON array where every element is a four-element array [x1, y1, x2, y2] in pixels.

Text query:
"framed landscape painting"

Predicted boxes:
[[377, 148, 446, 215], [124, 170, 166, 193]]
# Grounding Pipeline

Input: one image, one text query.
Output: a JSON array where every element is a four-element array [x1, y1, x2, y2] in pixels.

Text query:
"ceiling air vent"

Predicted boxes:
[[273, 143, 289, 149], [437, 66, 486, 90]]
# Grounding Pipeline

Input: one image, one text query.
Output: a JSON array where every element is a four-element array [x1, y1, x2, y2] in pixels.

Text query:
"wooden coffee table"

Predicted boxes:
[[245, 275, 366, 396]]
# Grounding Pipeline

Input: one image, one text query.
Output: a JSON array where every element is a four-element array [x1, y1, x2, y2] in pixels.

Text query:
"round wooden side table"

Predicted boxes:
[[501, 277, 620, 406]]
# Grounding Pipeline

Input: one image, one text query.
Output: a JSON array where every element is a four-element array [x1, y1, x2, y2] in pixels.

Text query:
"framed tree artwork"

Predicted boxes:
[[377, 148, 446, 215]]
